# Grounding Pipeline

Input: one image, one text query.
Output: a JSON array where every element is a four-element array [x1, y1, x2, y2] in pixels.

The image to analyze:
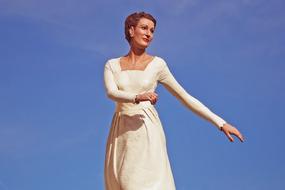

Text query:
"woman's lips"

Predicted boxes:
[[143, 38, 150, 42]]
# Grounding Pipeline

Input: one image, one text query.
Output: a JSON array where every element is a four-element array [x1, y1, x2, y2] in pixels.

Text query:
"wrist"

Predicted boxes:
[[134, 95, 140, 104], [219, 123, 227, 131]]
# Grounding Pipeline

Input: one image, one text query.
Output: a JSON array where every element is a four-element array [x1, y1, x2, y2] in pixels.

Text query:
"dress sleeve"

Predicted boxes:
[[158, 59, 227, 130], [104, 61, 137, 103]]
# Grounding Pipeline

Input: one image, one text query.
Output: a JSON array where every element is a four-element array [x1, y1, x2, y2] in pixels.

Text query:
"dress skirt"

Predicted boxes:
[[104, 102, 176, 190]]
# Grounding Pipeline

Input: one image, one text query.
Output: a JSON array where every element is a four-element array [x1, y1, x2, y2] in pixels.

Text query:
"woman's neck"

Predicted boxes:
[[125, 47, 148, 64]]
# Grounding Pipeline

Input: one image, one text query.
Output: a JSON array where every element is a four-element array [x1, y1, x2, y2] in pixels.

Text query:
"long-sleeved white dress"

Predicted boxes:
[[103, 56, 226, 190]]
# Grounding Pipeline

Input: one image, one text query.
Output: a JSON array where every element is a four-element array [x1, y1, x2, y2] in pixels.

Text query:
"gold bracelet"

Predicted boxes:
[[220, 123, 226, 131], [135, 95, 140, 104]]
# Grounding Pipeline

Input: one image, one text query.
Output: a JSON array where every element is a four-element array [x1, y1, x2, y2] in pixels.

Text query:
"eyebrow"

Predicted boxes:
[[139, 24, 155, 29]]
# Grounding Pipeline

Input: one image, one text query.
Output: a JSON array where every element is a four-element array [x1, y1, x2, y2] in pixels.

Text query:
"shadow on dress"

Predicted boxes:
[[115, 113, 146, 138]]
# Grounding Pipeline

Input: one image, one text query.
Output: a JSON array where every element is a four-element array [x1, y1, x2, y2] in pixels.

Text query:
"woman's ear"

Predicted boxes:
[[129, 26, 134, 38]]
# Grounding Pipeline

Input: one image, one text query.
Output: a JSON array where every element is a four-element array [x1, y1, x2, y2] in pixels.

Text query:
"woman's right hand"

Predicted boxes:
[[220, 123, 245, 142], [135, 92, 158, 105]]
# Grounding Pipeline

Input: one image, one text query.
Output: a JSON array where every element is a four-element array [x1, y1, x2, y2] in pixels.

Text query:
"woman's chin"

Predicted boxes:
[[136, 44, 149, 50], [140, 42, 151, 48], [131, 41, 150, 50]]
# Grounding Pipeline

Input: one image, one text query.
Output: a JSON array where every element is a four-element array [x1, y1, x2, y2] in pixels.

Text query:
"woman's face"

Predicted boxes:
[[129, 17, 155, 49]]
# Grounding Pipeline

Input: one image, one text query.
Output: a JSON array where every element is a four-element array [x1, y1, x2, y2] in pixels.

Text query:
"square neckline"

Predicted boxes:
[[118, 56, 157, 72]]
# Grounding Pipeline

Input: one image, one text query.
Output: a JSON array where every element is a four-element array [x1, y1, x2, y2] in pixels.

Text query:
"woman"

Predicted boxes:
[[103, 11, 244, 190]]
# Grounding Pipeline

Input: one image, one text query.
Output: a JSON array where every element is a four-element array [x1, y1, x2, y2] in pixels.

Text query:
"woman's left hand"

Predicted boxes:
[[220, 123, 244, 142]]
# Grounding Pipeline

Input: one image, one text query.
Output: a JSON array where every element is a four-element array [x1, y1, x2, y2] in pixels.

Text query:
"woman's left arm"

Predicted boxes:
[[158, 59, 244, 142]]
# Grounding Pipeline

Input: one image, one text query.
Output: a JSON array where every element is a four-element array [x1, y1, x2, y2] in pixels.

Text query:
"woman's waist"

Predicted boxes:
[[115, 101, 155, 113]]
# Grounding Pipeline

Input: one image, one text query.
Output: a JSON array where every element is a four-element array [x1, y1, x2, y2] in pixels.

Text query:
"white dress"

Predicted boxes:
[[103, 56, 226, 190]]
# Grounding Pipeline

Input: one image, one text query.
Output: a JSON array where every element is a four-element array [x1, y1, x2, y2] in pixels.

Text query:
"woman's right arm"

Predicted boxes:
[[104, 61, 137, 103], [157, 58, 227, 130]]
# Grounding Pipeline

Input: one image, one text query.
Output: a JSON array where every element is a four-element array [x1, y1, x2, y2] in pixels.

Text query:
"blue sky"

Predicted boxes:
[[0, 0, 284, 189]]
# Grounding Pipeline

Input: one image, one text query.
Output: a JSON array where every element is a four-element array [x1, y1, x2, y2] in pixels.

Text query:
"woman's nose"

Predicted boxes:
[[145, 30, 152, 37]]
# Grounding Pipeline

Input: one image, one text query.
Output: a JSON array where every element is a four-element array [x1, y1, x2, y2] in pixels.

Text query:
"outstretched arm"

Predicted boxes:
[[158, 61, 226, 129], [158, 59, 244, 142], [104, 61, 136, 103]]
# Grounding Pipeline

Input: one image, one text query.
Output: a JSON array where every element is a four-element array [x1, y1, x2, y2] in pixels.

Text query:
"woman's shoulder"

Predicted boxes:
[[153, 55, 168, 69], [154, 55, 167, 64], [105, 56, 120, 65], [104, 56, 121, 71]]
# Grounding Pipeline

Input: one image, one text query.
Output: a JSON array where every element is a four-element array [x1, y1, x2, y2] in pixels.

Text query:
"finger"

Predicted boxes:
[[145, 96, 151, 102], [152, 97, 157, 104], [153, 97, 158, 104], [149, 96, 155, 104], [149, 97, 154, 104], [151, 94, 158, 99], [144, 93, 151, 97], [238, 134, 245, 142], [233, 132, 243, 142], [228, 135, 234, 142], [225, 131, 234, 142], [232, 130, 244, 142], [151, 95, 157, 100]]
